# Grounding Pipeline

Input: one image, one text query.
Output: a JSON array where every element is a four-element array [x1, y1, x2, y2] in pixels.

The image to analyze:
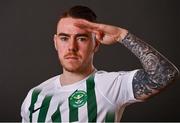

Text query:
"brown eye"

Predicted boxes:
[[77, 37, 88, 42], [60, 36, 69, 41]]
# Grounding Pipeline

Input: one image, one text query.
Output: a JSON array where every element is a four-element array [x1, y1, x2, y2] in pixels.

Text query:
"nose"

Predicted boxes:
[[68, 38, 78, 52]]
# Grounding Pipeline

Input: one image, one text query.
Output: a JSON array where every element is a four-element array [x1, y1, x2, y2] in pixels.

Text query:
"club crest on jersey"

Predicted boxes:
[[69, 90, 87, 108]]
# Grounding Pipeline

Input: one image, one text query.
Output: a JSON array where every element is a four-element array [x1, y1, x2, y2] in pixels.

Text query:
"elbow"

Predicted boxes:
[[172, 66, 180, 82], [175, 67, 180, 78], [165, 64, 180, 85]]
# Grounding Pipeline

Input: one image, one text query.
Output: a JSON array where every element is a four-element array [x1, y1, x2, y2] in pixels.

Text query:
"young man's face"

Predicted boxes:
[[54, 17, 98, 73]]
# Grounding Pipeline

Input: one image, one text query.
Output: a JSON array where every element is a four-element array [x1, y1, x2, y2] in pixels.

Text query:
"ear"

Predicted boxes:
[[54, 34, 58, 51]]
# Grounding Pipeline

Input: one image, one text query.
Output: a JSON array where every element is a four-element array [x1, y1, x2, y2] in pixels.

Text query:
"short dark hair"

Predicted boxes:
[[60, 5, 97, 22]]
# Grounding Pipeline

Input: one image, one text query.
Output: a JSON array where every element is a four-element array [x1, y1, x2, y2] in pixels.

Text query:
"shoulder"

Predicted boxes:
[[21, 75, 60, 106], [94, 70, 139, 82], [34, 75, 60, 91], [21, 75, 59, 120], [26, 74, 60, 98], [94, 69, 139, 90]]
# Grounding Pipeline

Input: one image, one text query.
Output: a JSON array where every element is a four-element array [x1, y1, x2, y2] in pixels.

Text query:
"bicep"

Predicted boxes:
[[132, 69, 162, 100]]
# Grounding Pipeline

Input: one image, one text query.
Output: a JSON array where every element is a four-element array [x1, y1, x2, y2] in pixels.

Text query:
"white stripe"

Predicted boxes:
[[32, 90, 45, 121], [45, 95, 60, 122], [78, 85, 88, 122]]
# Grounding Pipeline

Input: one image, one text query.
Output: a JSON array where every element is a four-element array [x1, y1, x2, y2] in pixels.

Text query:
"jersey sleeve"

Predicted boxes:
[[95, 69, 141, 107]]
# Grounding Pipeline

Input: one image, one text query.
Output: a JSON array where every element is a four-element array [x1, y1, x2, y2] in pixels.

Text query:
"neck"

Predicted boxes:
[[60, 65, 95, 86]]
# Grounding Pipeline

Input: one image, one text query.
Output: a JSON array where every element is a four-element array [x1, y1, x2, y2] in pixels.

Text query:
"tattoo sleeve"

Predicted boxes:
[[121, 32, 179, 100]]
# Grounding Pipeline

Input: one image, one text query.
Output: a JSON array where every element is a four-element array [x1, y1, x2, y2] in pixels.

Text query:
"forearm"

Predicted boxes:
[[121, 32, 179, 100]]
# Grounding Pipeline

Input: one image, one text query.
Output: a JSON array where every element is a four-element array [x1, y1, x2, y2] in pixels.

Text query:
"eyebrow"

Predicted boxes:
[[76, 33, 89, 37], [57, 33, 89, 37], [57, 33, 70, 37]]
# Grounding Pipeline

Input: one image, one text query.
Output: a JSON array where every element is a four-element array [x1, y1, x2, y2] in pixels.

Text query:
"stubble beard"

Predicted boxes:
[[60, 57, 93, 73], [62, 62, 82, 73]]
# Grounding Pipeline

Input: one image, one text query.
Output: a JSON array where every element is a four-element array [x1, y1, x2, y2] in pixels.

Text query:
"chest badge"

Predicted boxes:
[[69, 90, 87, 108]]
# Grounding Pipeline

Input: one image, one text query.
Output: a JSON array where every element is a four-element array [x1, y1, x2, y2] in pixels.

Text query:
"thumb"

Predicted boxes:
[[94, 31, 104, 42]]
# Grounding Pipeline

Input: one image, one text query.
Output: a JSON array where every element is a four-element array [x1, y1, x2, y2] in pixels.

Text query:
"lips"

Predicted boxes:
[[64, 55, 79, 60], [66, 56, 78, 59]]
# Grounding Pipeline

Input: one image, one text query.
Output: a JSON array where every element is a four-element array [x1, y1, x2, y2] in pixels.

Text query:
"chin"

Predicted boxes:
[[64, 67, 81, 73], [63, 64, 82, 72]]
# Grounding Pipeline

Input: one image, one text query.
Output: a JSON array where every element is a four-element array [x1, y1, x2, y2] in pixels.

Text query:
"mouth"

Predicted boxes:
[[65, 56, 79, 61]]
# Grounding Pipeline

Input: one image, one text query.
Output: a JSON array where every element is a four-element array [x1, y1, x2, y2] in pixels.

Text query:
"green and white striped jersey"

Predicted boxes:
[[21, 69, 140, 122]]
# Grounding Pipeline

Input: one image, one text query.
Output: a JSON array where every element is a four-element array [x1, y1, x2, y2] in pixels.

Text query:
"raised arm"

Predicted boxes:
[[74, 19, 179, 100], [121, 33, 179, 100]]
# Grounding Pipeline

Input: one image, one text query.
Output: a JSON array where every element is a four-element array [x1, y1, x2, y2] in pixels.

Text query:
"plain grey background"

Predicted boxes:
[[0, 0, 179, 121]]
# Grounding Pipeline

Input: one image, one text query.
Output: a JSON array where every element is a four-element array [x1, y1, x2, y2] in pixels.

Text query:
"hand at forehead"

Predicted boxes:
[[73, 19, 125, 45], [73, 19, 121, 36], [73, 19, 104, 39], [73, 19, 103, 32]]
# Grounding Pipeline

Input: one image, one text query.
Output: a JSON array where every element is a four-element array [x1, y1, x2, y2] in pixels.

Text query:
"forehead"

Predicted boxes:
[[57, 17, 88, 34]]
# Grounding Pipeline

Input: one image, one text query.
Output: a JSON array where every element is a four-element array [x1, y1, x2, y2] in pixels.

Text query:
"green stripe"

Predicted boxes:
[[51, 104, 61, 122], [69, 96, 78, 122], [38, 95, 53, 122], [105, 111, 115, 122], [29, 89, 41, 122], [86, 75, 97, 122]]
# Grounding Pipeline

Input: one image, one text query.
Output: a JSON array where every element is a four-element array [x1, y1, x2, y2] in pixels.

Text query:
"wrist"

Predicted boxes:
[[116, 29, 128, 43]]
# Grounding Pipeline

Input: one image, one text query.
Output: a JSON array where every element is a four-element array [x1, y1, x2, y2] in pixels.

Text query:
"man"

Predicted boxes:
[[21, 5, 179, 122]]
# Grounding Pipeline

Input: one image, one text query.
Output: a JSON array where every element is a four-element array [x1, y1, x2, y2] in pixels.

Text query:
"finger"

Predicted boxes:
[[74, 19, 101, 31], [94, 31, 103, 41], [74, 19, 116, 36], [75, 23, 104, 40]]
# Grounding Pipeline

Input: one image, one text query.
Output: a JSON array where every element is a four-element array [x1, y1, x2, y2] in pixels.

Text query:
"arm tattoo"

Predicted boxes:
[[121, 33, 179, 100]]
